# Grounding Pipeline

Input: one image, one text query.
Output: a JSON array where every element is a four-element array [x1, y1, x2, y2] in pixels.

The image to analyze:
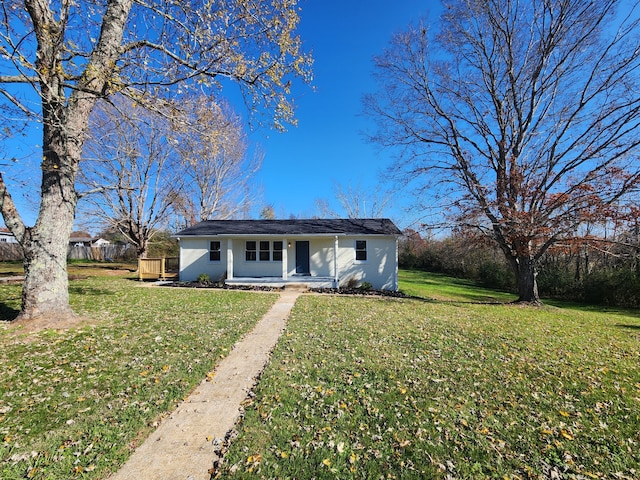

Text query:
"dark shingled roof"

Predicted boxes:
[[175, 218, 401, 237]]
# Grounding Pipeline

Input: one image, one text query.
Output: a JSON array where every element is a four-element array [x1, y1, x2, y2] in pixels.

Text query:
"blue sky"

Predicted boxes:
[[245, 0, 433, 228], [1, 1, 436, 232]]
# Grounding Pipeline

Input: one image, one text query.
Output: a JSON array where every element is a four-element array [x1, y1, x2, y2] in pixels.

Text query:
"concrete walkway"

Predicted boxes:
[[109, 289, 302, 480]]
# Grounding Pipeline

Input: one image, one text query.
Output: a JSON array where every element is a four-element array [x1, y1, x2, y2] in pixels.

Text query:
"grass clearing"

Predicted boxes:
[[217, 273, 640, 478], [0, 274, 277, 480], [399, 269, 516, 303]]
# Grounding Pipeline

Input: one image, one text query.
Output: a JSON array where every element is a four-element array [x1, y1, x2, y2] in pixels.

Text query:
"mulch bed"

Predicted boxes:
[[162, 281, 282, 292], [162, 281, 409, 298]]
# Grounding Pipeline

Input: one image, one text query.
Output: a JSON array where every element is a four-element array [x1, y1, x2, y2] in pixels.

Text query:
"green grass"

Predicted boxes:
[[0, 275, 277, 480], [399, 269, 517, 303], [2, 268, 640, 479], [217, 272, 640, 478], [0, 261, 23, 277]]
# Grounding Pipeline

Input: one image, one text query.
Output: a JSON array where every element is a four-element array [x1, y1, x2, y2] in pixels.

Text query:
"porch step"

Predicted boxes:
[[284, 283, 309, 292]]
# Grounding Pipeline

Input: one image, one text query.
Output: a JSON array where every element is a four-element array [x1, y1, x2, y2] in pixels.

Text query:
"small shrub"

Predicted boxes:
[[197, 273, 211, 285], [344, 277, 359, 289], [360, 281, 373, 291]]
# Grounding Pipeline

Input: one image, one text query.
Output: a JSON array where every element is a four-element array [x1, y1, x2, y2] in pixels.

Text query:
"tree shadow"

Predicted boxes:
[[68, 285, 116, 296], [0, 303, 20, 321], [615, 323, 640, 331]]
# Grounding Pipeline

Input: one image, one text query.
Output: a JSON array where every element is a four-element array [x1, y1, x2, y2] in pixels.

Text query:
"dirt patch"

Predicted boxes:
[[4, 314, 101, 341]]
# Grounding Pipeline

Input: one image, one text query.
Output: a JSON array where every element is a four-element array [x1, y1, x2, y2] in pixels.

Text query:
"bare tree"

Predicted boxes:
[[366, 0, 640, 303], [169, 97, 261, 226], [316, 182, 392, 218], [79, 96, 177, 259], [260, 204, 276, 220], [0, 0, 312, 321]]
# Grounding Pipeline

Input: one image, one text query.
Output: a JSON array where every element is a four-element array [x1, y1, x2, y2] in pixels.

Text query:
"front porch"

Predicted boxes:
[[225, 276, 337, 289]]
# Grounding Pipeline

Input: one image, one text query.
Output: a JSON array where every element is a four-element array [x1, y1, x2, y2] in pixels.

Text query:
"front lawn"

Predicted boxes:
[[0, 276, 277, 480], [2, 268, 639, 479], [217, 282, 640, 478]]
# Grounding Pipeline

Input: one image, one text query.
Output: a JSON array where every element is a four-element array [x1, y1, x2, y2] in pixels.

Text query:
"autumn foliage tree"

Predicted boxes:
[[169, 96, 261, 227], [0, 0, 312, 321], [366, 0, 640, 303]]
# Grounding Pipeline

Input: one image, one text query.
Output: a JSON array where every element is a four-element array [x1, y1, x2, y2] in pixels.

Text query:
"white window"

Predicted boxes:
[[246, 241, 257, 261], [245, 240, 283, 262], [355, 240, 367, 261], [259, 241, 270, 261], [209, 241, 221, 262], [273, 241, 283, 261]]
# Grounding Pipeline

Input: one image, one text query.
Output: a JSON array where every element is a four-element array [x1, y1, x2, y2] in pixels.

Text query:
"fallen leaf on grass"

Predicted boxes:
[[560, 430, 574, 440]]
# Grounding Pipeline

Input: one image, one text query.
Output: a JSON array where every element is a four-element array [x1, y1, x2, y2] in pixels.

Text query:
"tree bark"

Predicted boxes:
[[512, 256, 541, 304], [20, 226, 74, 321], [18, 109, 78, 320], [10, 0, 134, 322]]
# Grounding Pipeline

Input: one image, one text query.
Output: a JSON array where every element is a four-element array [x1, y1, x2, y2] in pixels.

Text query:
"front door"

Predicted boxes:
[[295, 241, 310, 275]]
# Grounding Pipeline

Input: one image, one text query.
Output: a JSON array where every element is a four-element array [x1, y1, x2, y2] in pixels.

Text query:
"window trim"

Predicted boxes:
[[245, 240, 283, 262], [245, 241, 257, 261], [209, 240, 221, 262], [259, 241, 270, 261], [273, 241, 283, 262], [355, 239, 367, 262]]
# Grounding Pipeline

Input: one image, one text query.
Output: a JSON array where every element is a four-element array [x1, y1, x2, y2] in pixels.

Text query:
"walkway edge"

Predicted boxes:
[[108, 290, 301, 480]]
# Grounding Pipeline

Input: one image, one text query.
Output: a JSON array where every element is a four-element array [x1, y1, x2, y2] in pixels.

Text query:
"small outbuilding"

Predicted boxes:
[[175, 218, 402, 290], [0, 227, 18, 244]]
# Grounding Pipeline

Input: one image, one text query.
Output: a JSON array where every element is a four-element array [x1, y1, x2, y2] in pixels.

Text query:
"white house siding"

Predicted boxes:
[[336, 236, 398, 290], [232, 238, 283, 278], [179, 238, 228, 282], [0, 232, 18, 244], [285, 237, 335, 278], [179, 234, 398, 290]]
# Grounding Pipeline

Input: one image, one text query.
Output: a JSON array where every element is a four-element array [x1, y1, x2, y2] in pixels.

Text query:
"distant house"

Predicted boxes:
[[175, 218, 401, 290], [0, 227, 18, 244], [92, 238, 111, 247], [69, 231, 93, 247]]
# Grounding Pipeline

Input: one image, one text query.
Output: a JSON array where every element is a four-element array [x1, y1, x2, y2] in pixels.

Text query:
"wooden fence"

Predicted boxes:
[[0, 243, 135, 262], [138, 257, 179, 281], [68, 245, 135, 261], [0, 243, 22, 262]]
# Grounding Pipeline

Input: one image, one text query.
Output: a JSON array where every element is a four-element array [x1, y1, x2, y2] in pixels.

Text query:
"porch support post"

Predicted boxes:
[[394, 236, 399, 291], [333, 235, 339, 288], [282, 238, 288, 280], [226, 238, 234, 280]]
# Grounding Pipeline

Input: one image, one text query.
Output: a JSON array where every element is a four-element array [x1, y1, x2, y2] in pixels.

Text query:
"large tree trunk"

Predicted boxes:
[[20, 229, 74, 321], [18, 127, 78, 321], [7, 0, 133, 323], [512, 256, 541, 304], [137, 242, 149, 259]]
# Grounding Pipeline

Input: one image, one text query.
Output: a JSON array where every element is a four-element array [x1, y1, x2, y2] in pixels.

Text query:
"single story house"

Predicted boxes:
[[69, 231, 111, 247], [69, 231, 93, 247], [175, 218, 402, 290], [0, 227, 18, 244]]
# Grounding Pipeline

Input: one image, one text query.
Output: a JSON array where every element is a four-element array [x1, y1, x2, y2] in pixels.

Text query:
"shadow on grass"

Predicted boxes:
[[0, 302, 20, 321], [69, 285, 116, 296], [615, 323, 640, 331]]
